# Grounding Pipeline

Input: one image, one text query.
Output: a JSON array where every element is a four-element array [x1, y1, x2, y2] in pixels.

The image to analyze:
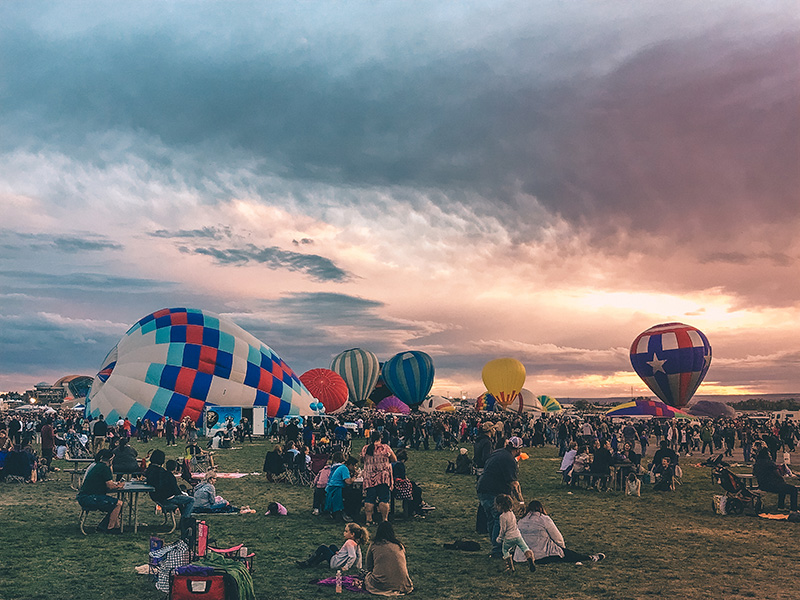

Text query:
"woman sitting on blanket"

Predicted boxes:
[[364, 521, 414, 596], [193, 471, 242, 513]]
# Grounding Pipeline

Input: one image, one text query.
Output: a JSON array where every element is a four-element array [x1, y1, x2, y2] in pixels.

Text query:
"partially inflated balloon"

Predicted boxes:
[[300, 368, 349, 414], [482, 358, 526, 406], [505, 388, 543, 413], [87, 307, 316, 424], [537, 395, 562, 412], [376, 395, 411, 415], [630, 322, 712, 408], [420, 395, 455, 412], [382, 351, 435, 408], [330, 348, 380, 407], [475, 392, 496, 412]]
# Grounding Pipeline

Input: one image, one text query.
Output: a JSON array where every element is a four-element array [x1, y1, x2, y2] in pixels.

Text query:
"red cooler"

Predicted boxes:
[[169, 573, 226, 600]]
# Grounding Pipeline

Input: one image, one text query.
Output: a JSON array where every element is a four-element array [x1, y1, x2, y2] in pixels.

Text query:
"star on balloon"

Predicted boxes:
[[647, 353, 667, 374]]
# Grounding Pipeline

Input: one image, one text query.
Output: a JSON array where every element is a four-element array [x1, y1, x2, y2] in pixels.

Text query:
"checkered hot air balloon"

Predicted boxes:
[[630, 322, 712, 409], [86, 308, 316, 425], [330, 348, 380, 407], [382, 351, 435, 409]]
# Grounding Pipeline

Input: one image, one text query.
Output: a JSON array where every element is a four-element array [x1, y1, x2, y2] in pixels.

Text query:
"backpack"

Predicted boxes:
[[313, 465, 332, 489]]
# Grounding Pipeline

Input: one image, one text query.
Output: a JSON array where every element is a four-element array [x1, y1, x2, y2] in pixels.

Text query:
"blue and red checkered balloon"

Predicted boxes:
[[87, 308, 316, 424], [630, 322, 712, 408]]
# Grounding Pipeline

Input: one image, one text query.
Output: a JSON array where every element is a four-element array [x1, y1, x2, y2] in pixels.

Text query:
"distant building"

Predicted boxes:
[[27, 382, 67, 405]]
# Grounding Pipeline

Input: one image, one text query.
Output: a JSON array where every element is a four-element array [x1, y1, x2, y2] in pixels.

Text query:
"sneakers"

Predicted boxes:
[[312, 508, 320, 516], [591, 553, 606, 562]]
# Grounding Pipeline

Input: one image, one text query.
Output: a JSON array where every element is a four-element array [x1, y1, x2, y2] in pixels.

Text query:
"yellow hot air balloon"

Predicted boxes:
[[481, 358, 526, 406]]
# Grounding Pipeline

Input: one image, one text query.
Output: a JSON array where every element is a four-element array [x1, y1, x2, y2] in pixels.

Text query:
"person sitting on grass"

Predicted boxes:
[[515, 500, 605, 565], [193, 471, 240, 513], [76, 449, 124, 533], [495, 493, 536, 573], [364, 522, 414, 596], [295, 522, 370, 570], [652, 457, 675, 492]]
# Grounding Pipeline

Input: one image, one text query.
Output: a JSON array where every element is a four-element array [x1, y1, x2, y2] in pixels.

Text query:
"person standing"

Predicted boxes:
[[92, 415, 108, 453], [361, 431, 397, 524], [476, 436, 526, 559], [40, 418, 55, 470]]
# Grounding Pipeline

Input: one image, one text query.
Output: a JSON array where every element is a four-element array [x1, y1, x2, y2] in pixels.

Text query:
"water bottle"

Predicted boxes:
[[335, 569, 342, 593]]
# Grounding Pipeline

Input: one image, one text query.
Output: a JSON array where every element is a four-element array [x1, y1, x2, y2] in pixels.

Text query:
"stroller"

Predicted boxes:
[[713, 466, 762, 515]]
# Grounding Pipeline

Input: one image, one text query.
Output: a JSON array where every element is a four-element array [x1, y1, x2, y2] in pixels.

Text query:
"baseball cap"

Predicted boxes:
[[507, 436, 523, 449]]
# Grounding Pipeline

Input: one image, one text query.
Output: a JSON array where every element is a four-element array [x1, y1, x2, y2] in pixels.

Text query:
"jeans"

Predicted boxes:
[[166, 494, 195, 521], [478, 493, 501, 557]]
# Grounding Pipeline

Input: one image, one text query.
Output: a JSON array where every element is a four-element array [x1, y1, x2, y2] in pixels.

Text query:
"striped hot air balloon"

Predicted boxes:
[[381, 351, 435, 409], [330, 348, 380, 407]]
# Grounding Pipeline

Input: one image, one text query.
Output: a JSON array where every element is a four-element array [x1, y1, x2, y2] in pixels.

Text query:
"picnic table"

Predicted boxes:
[[66, 458, 95, 490], [116, 482, 156, 533]]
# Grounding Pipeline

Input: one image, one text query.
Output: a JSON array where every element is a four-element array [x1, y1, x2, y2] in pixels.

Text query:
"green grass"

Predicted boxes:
[[1, 437, 799, 600]]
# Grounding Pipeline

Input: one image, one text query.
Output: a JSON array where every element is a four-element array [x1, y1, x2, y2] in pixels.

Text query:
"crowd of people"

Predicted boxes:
[[2, 403, 800, 594]]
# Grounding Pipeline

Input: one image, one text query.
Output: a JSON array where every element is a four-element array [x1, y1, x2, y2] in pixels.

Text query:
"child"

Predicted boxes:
[[495, 494, 535, 573], [325, 455, 359, 522], [296, 523, 370, 570], [625, 471, 641, 497]]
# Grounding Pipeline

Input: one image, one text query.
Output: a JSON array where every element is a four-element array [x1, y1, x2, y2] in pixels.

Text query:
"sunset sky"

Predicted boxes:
[[2, 1, 798, 399]]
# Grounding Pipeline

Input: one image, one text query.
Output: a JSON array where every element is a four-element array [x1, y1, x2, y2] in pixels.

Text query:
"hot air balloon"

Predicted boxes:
[[475, 392, 496, 412], [381, 351, 435, 409], [376, 395, 411, 415], [537, 395, 562, 412], [605, 398, 692, 418], [330, 348, 380, 407], [481, 358, 526, 406], [86, 307, 316, 425], [505, 388, 543, 413], [299, 368, 349, 414], [630, 322, 712, 409], [419, 395, 455, 412]]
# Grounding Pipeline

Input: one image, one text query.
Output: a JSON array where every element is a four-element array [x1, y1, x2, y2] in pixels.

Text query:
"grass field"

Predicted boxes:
[[1, 437, 799, 600]]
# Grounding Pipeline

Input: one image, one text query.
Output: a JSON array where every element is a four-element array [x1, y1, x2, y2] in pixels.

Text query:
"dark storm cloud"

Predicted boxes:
[[0, 270, 170, 292], [223, 292, 424, 373], [149, 226, 232, 240], [2, 3, 795, 247], [184, 244, 350, 282], [0, 231, 122, 253]]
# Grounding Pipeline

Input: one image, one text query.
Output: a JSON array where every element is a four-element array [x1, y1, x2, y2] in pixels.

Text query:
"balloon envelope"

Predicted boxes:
[[420, 395, 455, 412], [537, 395, 562, 412], [475, 392, 496, 412], [481, 358, 526, 406], [300, 368, 349, 414], [505, 388, 543, 413], [382, 351, 435, 408], [630, 322, 712, 408], [330, 348, 380, 407], [87, 307, 316, 424], [687, 400, 736, 419], [606, 398, 687, 418], [376, 395, 411, 415]]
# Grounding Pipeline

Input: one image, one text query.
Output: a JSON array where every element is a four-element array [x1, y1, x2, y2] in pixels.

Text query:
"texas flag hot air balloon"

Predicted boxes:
[[300, 368, 349, 414], [482, 358, 526, 407], [630, 322, 712, 409], [86, 308, 316, 425]]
